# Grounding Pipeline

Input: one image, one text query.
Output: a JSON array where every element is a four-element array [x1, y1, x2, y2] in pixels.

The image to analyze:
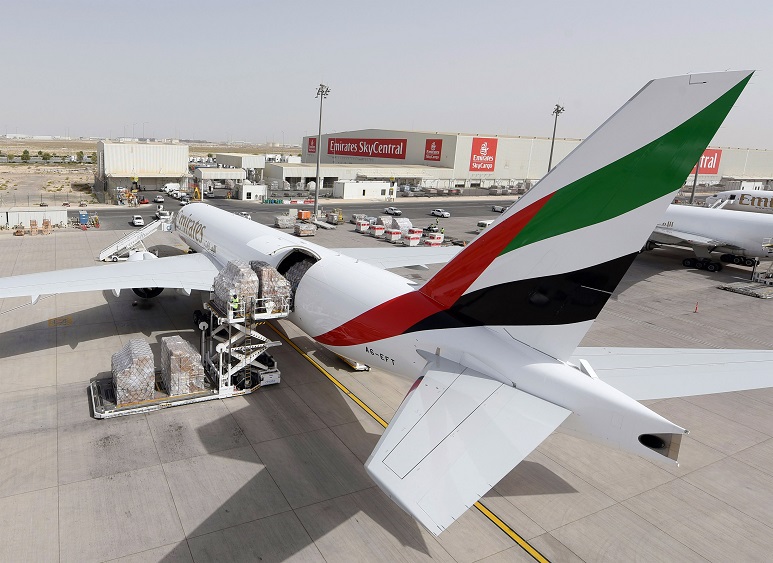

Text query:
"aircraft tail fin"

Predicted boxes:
[[414, 71, 752, 359]]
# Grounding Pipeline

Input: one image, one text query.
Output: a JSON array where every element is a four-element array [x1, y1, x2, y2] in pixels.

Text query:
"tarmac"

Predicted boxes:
[[0, 214, 772, 562]]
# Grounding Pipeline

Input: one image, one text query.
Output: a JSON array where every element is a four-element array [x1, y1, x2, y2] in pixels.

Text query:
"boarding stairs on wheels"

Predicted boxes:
[[98, 219, 169, 262]]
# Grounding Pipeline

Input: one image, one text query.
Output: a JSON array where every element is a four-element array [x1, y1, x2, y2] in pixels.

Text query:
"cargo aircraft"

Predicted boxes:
[[647, 203, 773, 270], [2, 70, 773, 536]]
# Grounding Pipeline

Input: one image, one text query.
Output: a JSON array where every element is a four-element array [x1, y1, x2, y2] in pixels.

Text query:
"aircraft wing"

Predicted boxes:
[[0, 253, 219, 300], [333, 246, 462, 269], [571, 347, 773, 400], [651, 226, 727, 249], [365, 354, 571, 536]]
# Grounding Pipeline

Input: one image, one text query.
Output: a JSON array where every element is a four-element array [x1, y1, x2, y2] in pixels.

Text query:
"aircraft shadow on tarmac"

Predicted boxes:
[[152, 326, 577, 561], [0, 268, 581, 559], [0, 289, 202, 359]]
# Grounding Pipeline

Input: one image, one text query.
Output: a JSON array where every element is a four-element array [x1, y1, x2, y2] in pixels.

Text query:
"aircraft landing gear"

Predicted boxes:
[[719, 254, 758, 267], [683, 257, 723, 272]]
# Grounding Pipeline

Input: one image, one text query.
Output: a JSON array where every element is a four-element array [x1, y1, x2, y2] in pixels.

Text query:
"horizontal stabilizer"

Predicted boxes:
[[334, 246, 461, 269], [652, 226, 725, 248], [365, 355, 570, 535], [572, 347, 773, 400]]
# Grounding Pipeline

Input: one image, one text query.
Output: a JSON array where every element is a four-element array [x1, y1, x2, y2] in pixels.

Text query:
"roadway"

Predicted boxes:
[[87, 190, 515, 231]]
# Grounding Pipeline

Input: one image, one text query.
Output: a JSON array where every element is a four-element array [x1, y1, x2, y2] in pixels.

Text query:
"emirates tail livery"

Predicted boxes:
[[2, 71, 773, 535]]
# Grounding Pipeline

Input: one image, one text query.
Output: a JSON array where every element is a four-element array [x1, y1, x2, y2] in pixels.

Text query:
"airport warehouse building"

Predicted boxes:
[[95, 141, 190, 202], [277, 130, 582, 191], [261, 129, 773, 193], [92, 135, 773, 204]]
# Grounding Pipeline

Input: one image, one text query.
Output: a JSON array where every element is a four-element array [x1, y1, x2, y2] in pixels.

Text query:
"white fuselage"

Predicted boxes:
[[705, 189, 773, 214], [173, 203, 684, 464], [653, 204, 773, 257]]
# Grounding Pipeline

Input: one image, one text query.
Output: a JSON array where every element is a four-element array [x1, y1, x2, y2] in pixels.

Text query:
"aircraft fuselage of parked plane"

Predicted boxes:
[[649, 203, 773, 270]]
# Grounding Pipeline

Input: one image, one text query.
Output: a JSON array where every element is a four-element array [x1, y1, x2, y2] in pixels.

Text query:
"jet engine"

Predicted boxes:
[[128, 251, 164, 299]]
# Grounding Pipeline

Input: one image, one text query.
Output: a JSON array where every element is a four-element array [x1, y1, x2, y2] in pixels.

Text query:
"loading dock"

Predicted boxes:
[[90, 265, 291, 418]]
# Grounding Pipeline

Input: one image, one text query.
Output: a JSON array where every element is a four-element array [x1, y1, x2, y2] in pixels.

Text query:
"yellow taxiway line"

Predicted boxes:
[[268, 323, 550, 563]]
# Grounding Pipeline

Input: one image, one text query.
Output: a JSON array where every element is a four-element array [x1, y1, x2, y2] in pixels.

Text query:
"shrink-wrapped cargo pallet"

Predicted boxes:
[[294, 223, 316, 237], [285, 259, 314, 296], [392, 217, 412, 235], [213, 261, 260, 313], [112, 339, 155, 405], [274, 215, 295, 228], [250, 261, 292, 313], [161, 336, 205, 396], [350, 213, 366, 224]]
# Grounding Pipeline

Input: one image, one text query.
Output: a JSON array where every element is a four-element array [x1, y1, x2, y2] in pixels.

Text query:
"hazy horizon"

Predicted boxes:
[[4, 1, 772, 149]]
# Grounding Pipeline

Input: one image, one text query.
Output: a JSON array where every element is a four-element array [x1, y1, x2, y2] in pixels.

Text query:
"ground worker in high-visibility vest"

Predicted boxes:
[[230, 293, 240, 313]]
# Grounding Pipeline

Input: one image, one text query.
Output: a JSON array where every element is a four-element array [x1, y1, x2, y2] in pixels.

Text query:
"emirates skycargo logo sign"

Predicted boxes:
[[308, 138, 316, 154], [327, 138, 407, 159], [469, 137, 498, 172], [424, 139, 443, 161], [691, 148, 722, 174]]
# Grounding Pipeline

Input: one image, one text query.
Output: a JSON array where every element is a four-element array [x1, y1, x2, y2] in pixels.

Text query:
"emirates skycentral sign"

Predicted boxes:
[[691, 148, 722, 175], [469, 137, 498, 172], [327, 138, 407, 159], [308, 137, 317, 154]]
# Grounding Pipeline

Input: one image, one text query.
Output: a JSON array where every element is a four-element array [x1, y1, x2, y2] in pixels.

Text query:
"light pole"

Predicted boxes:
[[547, 103, 565, 173], [142, 122, 149, 139], [313, 83, 330, 218]]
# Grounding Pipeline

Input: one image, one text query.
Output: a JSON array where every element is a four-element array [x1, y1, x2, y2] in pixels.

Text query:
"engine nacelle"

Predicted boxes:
[[127, 250, 158, 261], [132, 287, 163, 299], [128, 251, 163, 298]]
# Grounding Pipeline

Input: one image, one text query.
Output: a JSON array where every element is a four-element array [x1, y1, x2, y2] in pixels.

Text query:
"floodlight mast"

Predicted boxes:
[[313, 83, 331, 218], [547, 103, 565, 172]]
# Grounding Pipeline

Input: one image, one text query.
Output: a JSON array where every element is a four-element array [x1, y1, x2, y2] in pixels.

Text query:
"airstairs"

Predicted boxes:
[[98, 219, 171, 262]]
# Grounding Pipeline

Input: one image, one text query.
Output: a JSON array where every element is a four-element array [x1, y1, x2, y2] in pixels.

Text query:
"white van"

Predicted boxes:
[[163, 182, 180, 193], [476, 219, 494, 233]]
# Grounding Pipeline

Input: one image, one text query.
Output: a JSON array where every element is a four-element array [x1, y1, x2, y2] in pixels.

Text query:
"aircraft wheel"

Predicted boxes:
[[682, 258, 695, 268], [745, 258, 756, 267], [706, 262, 719, 272], [720, 254, 733, 263], [694, 260, 706, 270], [732, 255, 744, 265]]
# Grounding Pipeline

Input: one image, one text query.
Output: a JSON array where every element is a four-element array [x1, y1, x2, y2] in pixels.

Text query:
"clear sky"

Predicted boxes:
[[4, 0, 772, 148]]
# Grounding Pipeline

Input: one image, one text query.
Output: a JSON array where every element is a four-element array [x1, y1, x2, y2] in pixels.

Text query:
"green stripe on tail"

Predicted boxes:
[[503, 75, 751, 255]]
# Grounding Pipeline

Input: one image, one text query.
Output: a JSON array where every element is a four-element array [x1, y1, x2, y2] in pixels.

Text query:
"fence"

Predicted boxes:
[[0, 192, 94, 207]]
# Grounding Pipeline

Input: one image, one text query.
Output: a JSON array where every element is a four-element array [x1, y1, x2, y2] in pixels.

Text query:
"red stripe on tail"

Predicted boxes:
[[315, 194, 553, 347]]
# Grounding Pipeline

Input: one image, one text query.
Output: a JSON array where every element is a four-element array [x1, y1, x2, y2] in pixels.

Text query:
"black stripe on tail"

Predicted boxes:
[[406, 252, 638, 333]]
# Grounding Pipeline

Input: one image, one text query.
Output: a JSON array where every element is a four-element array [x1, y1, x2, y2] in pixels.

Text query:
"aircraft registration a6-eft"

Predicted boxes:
[[2, 71, 773, 536]]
